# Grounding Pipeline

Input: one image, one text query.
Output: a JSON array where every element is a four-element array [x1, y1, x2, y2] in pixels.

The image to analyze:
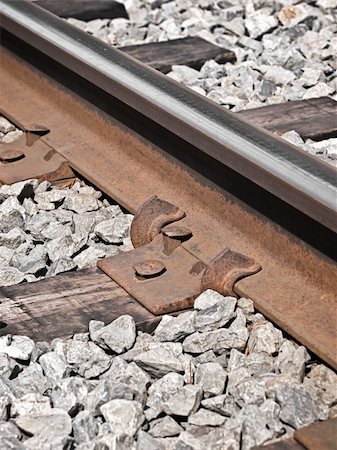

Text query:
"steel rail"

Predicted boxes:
[[0, 0, 336, 233]]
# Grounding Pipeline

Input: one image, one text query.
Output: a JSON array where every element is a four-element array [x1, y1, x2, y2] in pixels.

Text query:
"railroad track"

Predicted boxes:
[[0, 1, 336, 449]]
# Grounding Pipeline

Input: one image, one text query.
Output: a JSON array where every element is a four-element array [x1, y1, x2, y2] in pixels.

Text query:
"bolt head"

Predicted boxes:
[[134, 260, 166, 278]]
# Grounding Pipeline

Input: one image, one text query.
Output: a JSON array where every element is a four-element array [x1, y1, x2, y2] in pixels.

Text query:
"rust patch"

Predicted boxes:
[[1, 48, 336, 369], [130, 195, 185, 248], [294, 418, 337, 450], [201, 248, 261, 297], [0, 134, 74, 184]]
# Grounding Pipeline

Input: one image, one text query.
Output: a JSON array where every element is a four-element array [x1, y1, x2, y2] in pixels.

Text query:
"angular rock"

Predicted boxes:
[[46, 235, 76, 262], [245, 351, 274, 375], [90, 315, 136, 354], [1, 130, 23, 143], [47, 258, 76, 277], [149, 415, 183, 438], [245, 15, 278, 39], [146, 372, 184, 418], [201, 394, 240, 417], [194, 290, 229, 310], [134, 347, 183, 378], [154, 311, 196, 342], [239, 404, 274, 450], [188, 408, 226, 426], [0, 267, 24, 287], [0, 353, 15, 378], [275, 383, 321, 429], [62, 192, 99, 214], [10, 393, 51, 417], [276, 341, 310, 381], [50, 377, 92, 414], [303, 81, 334, 99], [100, 399, 144, 437], [72, 410, 97, 444], [264, 66, 296, 85], [0, 228, 27, 250], [194, 362, 227, 397], [34, 189, 67, 205], [232, 376, 267, 407], [39, 351, 68, 385], [0, 335, 34, 361], [73, 246, 105, 269], [9, 363, 49, 398], [65, 340, 111, 378], [247, 321, 283, 355], [162, 384, 203, 417], [183, 312, 248, 354], [137, 430, 165, 450], [94, 214, 133, 244], [0, 117, 15, 133], [237, 297, 254, 315], [14, 408, 71, 448], [195, 297, 236, 331], [0, 420, 21, 439]]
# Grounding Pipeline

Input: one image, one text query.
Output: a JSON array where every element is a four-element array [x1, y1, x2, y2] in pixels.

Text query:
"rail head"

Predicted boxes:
[[0, 0, 336, 232]]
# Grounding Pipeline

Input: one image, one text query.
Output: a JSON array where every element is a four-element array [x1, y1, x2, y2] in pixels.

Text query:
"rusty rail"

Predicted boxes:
[[0, 0, 336, 233]]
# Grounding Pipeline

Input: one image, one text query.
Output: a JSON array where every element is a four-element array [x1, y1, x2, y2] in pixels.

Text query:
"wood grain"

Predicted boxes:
[[0, 268, 161, 341], [34, 0, 128, 21], [238, 97, 337, 141], [119, 36, 236, 73]]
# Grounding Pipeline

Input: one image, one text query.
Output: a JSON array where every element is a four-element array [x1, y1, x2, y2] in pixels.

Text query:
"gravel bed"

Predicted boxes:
[[0, 290, 336, 449], [65, 0, 337, 167], [0, 179, 133, 287], [67, 0, 337, 111], [0, 117, 23, 144]]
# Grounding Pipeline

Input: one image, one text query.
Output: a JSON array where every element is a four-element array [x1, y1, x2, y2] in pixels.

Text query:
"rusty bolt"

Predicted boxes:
[[161, 224, 192, 239], [134, 260, 166, 278], [0, 149, 25, 163]]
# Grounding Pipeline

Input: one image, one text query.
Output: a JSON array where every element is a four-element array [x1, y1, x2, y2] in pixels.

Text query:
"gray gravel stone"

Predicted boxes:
[[194, 289, 228, 310], [134, 346, 183, 378], [10, 393, 51, 418], [247, 321, 283, 355], [73, 246, 105, 269], [149, 415, 183, 437], [94, 214, 133, 244], [146, 372, 184, 418], [90, 315, 136, 354], [274, 383, 321, 429], [137, 430, 165, 450], [50, 377, 92, 414], [154, 311, 196, 342], [188, 408, 226, 426], [39, 351, 68, 385], [0, 335, 34, 361], [195, 297, 236, 331], [201, 394, 240, 417], [0, 117, 15, 133], [9, 362, 48, 397], [65, 340, 111, 378], [14, 408, 71, 448], [101, 399, 144, 437], [72, 410, 98, 444], [0, 228, 27, 250], [62, 192, 99, 214], [194, 362, 227, 397], [162, 384, 203, 417], [0, 268, 24, 287]]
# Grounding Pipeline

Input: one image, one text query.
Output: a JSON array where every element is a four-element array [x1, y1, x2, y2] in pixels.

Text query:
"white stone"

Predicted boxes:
[[90, 315, 136, 354], [0, 335, 34, 360], [100, 399, 144, 437]]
